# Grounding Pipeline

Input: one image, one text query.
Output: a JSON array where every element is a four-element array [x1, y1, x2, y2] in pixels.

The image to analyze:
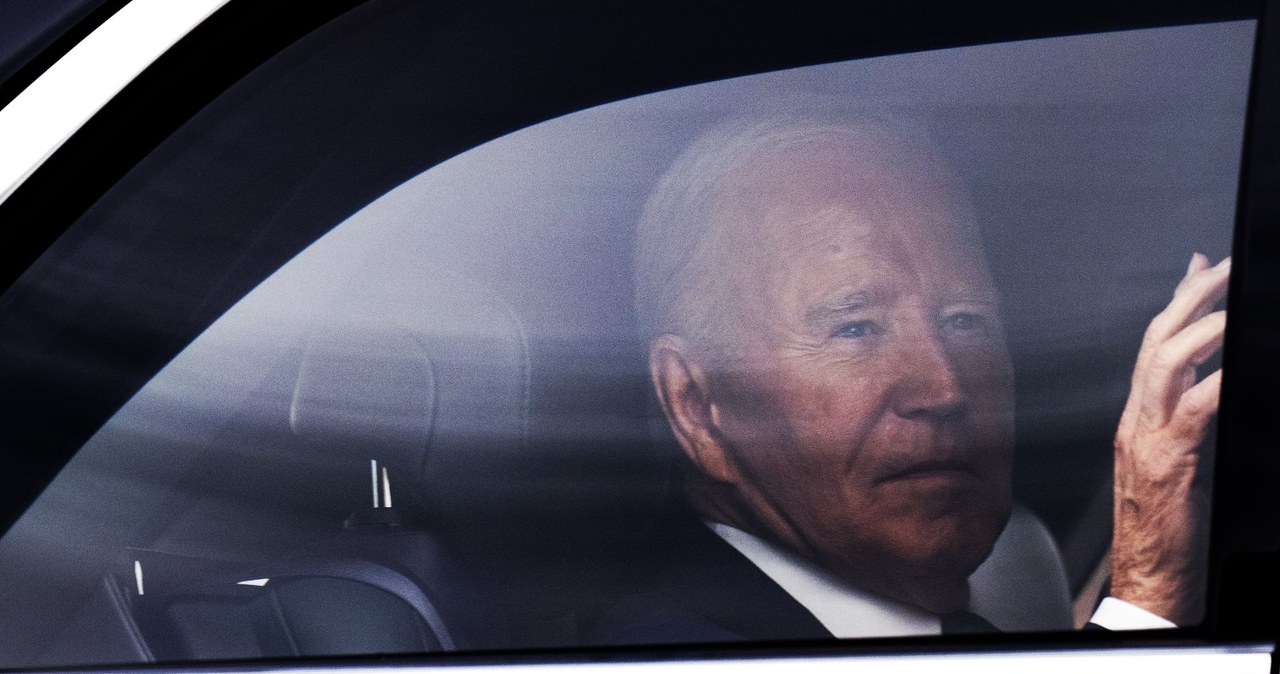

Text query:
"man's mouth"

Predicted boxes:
[[877, 459, 978, 484]]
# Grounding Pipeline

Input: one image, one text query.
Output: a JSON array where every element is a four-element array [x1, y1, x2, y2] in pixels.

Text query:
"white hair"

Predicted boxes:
[[633, 110, 938, 360]]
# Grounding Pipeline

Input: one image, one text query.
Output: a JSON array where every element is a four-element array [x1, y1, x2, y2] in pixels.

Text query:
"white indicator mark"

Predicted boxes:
[[382, 467, 392, 509], [237, 578, 270, 587], [134, 560, 144, 596], [371, 459, 380, 508]]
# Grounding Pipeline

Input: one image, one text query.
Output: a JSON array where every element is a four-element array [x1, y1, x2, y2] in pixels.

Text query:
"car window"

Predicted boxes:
[[0, 13, 1254, 669]]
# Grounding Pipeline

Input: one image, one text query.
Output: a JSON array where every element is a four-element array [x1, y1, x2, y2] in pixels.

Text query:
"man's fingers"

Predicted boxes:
[[1173, 368, 1223, 437], [1184, 252, 1210, 279], [1111, 255, 1221, 626], [1139, 310, 1226, 426], [1143, 257, 1230, 350]]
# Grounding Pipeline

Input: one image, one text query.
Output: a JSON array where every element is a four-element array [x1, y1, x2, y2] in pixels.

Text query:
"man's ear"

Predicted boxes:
[[648, 334, 738, 484]]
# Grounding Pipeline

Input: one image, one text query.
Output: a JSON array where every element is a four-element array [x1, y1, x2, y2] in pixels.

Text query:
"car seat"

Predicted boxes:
[[969, 501, 1073, 630]]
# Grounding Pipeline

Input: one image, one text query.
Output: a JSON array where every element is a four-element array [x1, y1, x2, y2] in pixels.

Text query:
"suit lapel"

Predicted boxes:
[[648, 514, 832, 641]]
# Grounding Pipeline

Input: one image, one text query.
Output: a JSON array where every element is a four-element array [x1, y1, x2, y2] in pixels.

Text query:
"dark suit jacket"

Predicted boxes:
[[586, 509, 1106, 644], [586, 511, 832, 645]]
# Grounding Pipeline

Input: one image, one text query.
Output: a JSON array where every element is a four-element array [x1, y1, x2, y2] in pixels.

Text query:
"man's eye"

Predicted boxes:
[[943, 313, 984, 332], [833, 321, 877, 339]]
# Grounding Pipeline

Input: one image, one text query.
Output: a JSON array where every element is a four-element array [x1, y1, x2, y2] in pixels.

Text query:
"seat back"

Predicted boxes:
[[968, 502, 1073, 631]]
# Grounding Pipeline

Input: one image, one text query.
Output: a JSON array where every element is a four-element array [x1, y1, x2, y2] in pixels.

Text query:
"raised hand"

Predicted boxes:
[[1110, 253, 1229, 625]]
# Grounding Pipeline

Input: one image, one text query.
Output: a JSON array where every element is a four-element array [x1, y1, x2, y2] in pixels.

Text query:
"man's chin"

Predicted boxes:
[[899, 513, 1005, 570], [834, 507, 1010, 607]]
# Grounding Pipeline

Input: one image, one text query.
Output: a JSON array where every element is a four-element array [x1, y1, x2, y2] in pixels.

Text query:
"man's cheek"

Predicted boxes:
[[865, 484, 1004, 560], [955, 346, 1014, 390]]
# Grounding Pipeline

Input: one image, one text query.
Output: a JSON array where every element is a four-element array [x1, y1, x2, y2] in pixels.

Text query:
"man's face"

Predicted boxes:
[[701, 139, 1014, 596]]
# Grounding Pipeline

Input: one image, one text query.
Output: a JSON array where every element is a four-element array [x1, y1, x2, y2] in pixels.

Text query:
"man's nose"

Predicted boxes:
[[890, 332, 968, 421]]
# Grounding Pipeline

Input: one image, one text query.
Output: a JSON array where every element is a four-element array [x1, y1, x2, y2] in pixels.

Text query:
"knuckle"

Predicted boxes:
[[1148, 345, 1181, 373], [1142, 323, 1168, 349], [1184, 389, 1219, 418], [1146, 312, 1170, 336]]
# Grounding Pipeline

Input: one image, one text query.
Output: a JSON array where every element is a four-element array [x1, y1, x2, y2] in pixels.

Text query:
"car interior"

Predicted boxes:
[[0, 0, 1265, 669]]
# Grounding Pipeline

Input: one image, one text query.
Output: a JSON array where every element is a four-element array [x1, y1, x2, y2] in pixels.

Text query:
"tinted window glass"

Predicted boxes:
[[0, 16, 1254, 669]]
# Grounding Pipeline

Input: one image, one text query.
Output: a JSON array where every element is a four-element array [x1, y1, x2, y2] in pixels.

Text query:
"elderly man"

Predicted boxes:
[[608, 114, 1226, 641]]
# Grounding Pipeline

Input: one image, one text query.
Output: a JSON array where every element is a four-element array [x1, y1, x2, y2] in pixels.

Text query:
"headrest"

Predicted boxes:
[[288, 268, 530, 521], [290, 327, 436, 451]]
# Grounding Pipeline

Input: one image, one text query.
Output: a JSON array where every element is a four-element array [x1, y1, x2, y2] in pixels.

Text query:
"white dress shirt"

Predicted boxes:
[[707, 521, 1176, 635]]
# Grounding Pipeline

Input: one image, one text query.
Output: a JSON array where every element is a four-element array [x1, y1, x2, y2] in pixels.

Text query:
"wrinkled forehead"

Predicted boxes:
[[707, 133, 990, 282]]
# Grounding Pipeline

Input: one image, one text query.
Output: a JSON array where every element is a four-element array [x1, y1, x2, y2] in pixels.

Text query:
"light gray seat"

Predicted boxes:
[[968, 502, 1073, 631]]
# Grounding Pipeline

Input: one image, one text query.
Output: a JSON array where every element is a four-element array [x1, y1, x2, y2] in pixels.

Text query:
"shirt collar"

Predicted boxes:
[[706, 521, 941, 638]]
